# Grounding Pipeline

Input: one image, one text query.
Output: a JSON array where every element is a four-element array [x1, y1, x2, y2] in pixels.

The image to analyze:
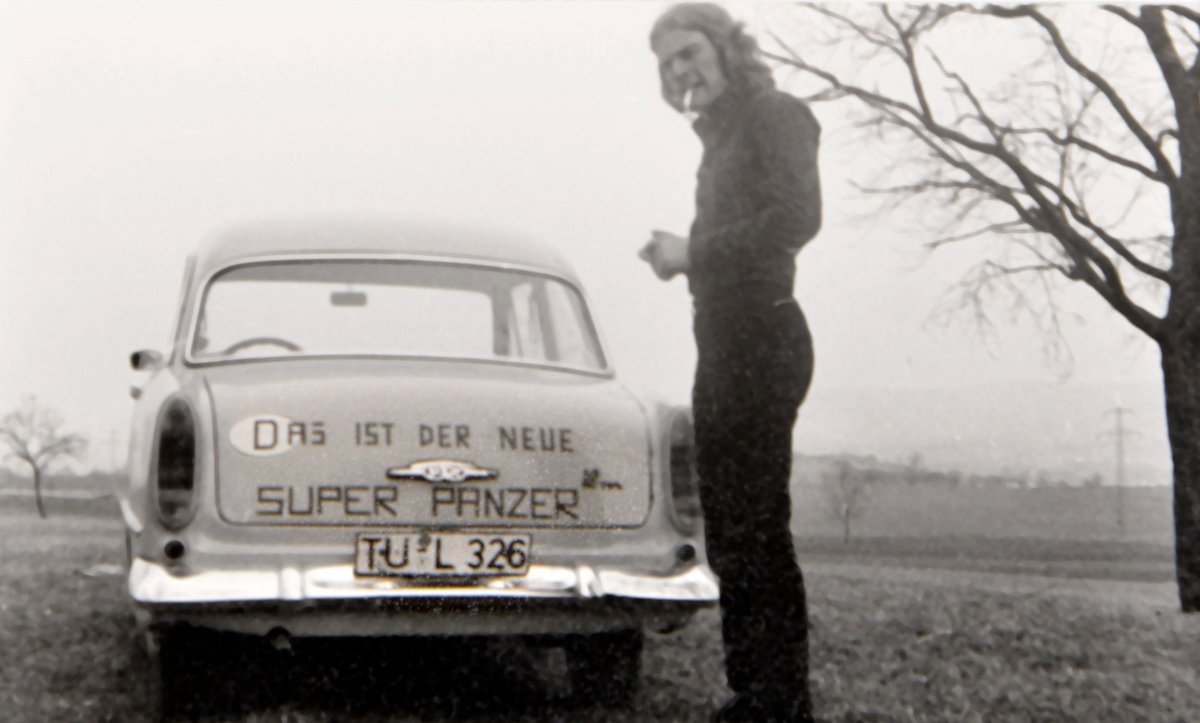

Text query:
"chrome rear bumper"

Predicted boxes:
[[130, 559, 718, 636]]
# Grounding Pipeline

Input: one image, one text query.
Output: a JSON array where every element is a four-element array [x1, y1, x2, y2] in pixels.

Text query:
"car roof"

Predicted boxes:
[[193, 217, 579, 280]]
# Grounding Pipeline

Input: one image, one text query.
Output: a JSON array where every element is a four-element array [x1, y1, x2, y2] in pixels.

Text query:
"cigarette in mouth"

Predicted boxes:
[[683, 88, 694, 112]]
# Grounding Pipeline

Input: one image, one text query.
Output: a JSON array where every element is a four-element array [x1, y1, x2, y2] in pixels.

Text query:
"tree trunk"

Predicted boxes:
[[1161, 333, 1200, 612], [32, 465, 46, 519]]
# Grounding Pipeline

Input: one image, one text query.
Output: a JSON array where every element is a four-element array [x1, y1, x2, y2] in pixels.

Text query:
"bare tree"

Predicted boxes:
[[765, 3, 1200, 611], [0, 397, 87, 518], [824, 461, 872, 543]]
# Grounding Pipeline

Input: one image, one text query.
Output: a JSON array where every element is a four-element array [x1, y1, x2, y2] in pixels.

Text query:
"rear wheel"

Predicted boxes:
[[141, 624, 276, 718], [142, 624, 202, 719], [138, 626, 165, 721], [563, 628, 643, 709]]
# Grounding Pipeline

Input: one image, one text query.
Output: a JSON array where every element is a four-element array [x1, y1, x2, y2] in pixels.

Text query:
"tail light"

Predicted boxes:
[[154, 397, 197, 530], [668, 415, 701, 534]]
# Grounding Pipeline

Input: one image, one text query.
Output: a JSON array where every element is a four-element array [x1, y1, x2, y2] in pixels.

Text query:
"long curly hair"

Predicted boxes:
[[649, 3, 775, 111]]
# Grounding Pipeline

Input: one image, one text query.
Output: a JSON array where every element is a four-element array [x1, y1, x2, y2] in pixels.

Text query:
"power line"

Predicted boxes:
[[1101, 406, 1139, 536]]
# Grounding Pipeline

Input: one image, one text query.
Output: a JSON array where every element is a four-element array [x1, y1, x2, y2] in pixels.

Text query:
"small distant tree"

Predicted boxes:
[[0, 397, 87, 518], [824, 461, 873, 543]]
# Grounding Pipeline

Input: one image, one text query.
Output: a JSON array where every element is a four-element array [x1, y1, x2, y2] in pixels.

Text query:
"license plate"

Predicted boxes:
[[354, 532, 531, 577]]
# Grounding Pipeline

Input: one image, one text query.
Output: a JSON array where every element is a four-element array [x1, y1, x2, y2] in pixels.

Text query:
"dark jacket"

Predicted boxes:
[[687, 86, 822, 312]]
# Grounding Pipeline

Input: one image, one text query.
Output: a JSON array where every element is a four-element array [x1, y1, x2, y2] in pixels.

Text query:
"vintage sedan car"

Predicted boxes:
[[121, 218, 717, 711]]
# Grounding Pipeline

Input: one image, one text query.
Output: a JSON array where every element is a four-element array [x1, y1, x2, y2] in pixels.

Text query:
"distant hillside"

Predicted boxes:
[[0, 469, 120, 496], [790, 462, 1172, 545], [794, 380, 1171, 485], [794, 453, 1104, 490]]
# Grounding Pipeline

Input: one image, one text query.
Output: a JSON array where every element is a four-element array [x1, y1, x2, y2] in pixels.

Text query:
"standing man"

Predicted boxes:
[[641, 4, 821, 722]]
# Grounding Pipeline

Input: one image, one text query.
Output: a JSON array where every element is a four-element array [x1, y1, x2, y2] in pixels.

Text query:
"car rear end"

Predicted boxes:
[[128, 360, 715, 638], [122, 237, 717, 711]]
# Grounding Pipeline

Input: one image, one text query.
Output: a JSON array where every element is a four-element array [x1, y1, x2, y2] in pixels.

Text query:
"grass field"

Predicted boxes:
[[805, 574, 1198, 722], [790, 481, 1174, 545], [0, 492, 1198, 721], [796, 535, 1176, 584]]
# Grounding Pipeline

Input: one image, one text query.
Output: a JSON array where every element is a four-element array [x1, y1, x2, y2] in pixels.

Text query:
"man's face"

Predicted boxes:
[[653, 29, 729, 113]]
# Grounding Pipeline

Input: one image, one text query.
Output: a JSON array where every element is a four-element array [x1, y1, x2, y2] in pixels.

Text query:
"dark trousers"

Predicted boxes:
[[692, 300, 814, 719]]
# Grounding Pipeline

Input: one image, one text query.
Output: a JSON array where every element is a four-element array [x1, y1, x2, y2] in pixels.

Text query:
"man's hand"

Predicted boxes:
[[638, 230, 690, 280]]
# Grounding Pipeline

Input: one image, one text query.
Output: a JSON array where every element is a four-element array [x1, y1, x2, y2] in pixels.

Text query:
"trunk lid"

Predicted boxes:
[[202, 360, 652, 528]]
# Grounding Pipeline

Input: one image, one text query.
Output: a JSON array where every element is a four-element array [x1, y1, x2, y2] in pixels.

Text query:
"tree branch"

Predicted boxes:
[[925, 220, 1031, 250], [1060, 196, 1173, 283], [775, 33, 1137, 286], [1165, 4, 1200, 28], [774, 5, 1172, 341], [986, 4, 1179, 183], [34, 436, 85, 464], [1002, 126, 1162, 182], [850, 178, 1004, 197], [927, 50, 1000, 139], [1102, 4, 1140, 26], [0, 398, 86, 482], [883, 5, 934, 119], [1135, 7, 1200, 145], [794, 3, 902, 57]]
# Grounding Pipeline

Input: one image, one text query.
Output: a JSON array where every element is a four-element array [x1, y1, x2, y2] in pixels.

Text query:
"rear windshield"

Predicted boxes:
[[189, 260, 606, 372]]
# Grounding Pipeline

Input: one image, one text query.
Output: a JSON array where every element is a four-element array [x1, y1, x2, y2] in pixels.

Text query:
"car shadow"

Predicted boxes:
[[160, 628, 577, 720]]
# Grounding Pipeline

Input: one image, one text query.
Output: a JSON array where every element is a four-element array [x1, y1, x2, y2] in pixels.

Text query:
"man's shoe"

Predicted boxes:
[[761, 695, 815, 723], [713, 693, 815, 723], [711, 693, 762, 722]]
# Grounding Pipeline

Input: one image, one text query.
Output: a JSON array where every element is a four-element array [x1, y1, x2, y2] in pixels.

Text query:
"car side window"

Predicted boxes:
[[543, 282, 603, 369], [507, 281, 548, 361], [501, 279, 603, 368]]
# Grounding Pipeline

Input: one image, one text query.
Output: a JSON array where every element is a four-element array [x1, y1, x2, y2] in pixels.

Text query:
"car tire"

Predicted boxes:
[[138, 626, 166, 721], [563, 628, 643, 709], [145, 624, 198, 719], [146, 624, 224, 718]]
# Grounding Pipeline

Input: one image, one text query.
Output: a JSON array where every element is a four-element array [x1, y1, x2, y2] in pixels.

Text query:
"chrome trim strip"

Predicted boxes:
[[129, 559, 719, 605]]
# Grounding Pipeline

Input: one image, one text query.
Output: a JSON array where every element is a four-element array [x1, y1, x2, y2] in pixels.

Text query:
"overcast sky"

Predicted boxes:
[[0, 1, 1171, 481]]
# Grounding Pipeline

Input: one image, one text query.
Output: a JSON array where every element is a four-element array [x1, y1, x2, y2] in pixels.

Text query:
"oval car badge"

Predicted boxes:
[[229, 415, 294, 457], [387, 459, 497, 483]]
